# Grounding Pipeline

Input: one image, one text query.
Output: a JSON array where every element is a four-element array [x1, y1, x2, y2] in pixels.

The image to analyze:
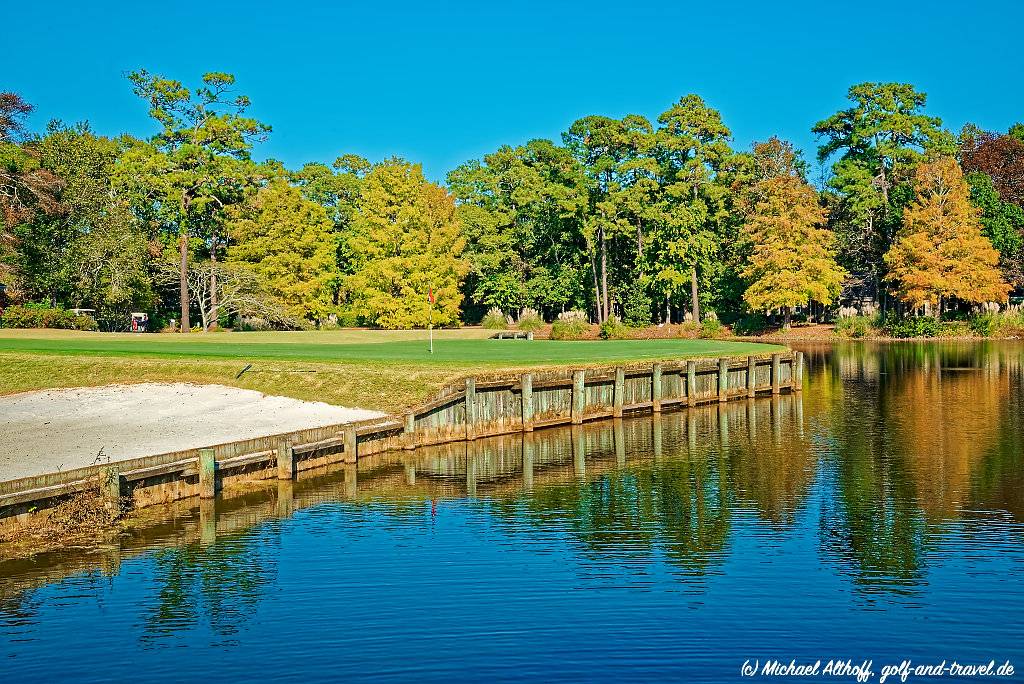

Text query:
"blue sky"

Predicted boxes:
[[4, 0, 1022, 182]]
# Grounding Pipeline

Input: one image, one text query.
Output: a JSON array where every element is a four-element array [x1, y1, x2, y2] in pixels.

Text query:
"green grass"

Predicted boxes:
[[0, 329, 785, 410]]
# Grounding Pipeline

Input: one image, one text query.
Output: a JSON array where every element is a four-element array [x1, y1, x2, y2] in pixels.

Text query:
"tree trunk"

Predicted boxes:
[[209, 238, 218, 332], [690, 266, 700, 322], [600, 226, 609, 322], [589, 248, 602, 322], [179, 232, 190, 333], [783, 306, 792, 330]]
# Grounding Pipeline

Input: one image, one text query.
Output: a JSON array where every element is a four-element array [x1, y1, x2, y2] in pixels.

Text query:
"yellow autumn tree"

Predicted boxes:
[[884, 157, 1009, 310], [740, 140, 845, 327], [344, 159, 467, 328]]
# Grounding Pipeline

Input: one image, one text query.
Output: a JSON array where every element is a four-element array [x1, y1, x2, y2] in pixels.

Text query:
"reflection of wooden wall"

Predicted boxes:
[[1, 394, 811, 595], [0, 353, 799, 527]]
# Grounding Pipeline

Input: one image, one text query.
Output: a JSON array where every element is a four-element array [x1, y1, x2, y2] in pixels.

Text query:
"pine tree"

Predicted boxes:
[[344, 159, 467, 328], [228, 179, 338, 322], [884, 157, 1010, 310], [740, 140, 845, 327]]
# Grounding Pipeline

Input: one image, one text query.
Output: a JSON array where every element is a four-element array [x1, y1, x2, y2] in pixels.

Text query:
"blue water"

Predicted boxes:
[[2, 342, 1023, 682]]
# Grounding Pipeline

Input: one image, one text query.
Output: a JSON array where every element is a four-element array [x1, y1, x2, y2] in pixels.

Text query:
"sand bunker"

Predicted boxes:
[[0, 383, 383, 482]]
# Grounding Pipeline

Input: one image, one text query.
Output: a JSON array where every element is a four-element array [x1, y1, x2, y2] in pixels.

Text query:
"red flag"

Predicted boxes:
[[428, 286, 435, 304]]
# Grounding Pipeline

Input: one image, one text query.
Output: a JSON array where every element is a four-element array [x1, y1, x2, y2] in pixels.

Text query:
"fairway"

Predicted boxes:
[[0, 329, 783, 365], [0, 329, 786, 410]]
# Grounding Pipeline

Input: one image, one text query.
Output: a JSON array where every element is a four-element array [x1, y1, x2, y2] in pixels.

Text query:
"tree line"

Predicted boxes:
[[1, 75, 1020, 332]]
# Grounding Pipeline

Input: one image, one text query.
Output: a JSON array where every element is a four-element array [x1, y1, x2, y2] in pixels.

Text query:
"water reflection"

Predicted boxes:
[[1, 342, 1023, 675]]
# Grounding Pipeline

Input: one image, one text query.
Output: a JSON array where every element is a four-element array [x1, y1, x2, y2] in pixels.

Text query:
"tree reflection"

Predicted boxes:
[[140, 512, 280, 645]]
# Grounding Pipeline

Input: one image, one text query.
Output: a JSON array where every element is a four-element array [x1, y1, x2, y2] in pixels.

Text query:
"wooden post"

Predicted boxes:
[[343, 426, 358, 463], [686, 360, 697, 407], [198, 448, 216, 499], [651, 363, 662, 413], [572, 370, 586, 424], [276, 439, 293, 480], [718, 358, 729, 402], [465, 377, 477, 439], [794, 351, 804, 392], [521, 373, 534, 432], [404, 411, 416, 450], [771, 353, 782, 395], [100, 465, 121, 513], [747, 356, 757, 398], [613, 366, 625, 418]]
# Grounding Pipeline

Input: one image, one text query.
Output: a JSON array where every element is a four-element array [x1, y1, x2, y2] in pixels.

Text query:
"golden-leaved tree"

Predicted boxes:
[[884, 157, 1009, 310], [344, 159, 467, 328], [228, 179, 338, 323], [740, 139, 846, 327]]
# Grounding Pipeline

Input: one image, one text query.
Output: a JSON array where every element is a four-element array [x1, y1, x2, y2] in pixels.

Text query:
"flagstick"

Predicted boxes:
[[428, 285, 434, 354]]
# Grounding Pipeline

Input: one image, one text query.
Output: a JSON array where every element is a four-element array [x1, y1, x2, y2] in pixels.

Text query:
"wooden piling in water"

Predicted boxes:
[[572, 370, 586, 424], [686, 360, 697, 407], [651, 363, 662, 413], [613, 367, 625, 418], [403, 411, 416, 450], [198, 448, 216, 499], [343, 426, 358, 463], [771, 353, 782, 395], [521, 373, 534, 431], [276, 438, 293, 480], [100, 465, 121, 512], [747, 356, 757, 398], [465, 377, 477, 439], [794, 351, 804, 392], [718, 358, 729, 402]]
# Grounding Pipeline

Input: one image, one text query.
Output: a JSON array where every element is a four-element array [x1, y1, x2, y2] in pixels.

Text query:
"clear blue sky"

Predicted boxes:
[[4, 0, 1022, 182]]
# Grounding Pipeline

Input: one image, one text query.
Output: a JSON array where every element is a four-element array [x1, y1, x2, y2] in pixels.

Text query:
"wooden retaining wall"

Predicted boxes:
[[0, 351, 801, 527]]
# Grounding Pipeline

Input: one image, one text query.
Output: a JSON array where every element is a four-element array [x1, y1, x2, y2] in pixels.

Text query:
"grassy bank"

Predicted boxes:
[[0, 329, 784, 411]]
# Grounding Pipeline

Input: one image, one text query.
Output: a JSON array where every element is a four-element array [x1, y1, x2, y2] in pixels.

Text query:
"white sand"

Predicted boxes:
[[0, 383, 383, 481]]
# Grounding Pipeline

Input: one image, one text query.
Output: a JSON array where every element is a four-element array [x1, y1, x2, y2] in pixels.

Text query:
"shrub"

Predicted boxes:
[[550, 318, 590, 340], [835, 314, 878, 339], [516, 307, 544, 332], [882, 314, 940, 338], [0, 304, 97, 331], [699, 317, 724, 339], [598, 316, 630, 340], [969, 312, 1000, 336], [558, 309, 589, 323], [72, 314, 99, 332], [481, 307, 508, 330]]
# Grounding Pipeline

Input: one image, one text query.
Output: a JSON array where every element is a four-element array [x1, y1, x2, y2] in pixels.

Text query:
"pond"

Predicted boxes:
[[1, 342, 1022, 682]]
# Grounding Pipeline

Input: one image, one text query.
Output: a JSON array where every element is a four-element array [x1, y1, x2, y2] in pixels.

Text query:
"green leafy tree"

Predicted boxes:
[[227, 179, 338, 324], [123, 70, 269, 331], [449, 139, 589, 320], [650, 94, 734, 321], [345, 159, 467, 328], [965, 171, 1024, 286], [814, 83, 952, 301]]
